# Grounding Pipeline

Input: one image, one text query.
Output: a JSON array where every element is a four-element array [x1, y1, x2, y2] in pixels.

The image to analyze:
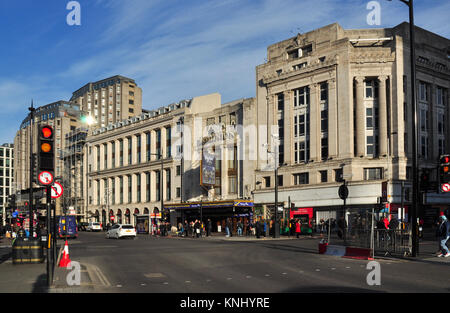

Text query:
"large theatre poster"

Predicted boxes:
[[201, 141, 216, 186]]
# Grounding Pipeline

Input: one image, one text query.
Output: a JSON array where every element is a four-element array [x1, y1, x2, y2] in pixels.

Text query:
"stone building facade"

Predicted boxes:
[[13, 101, 83, 214], [71, 75, 143, 128], [83, 93, 257, 227], [253, 22, 450, 225]]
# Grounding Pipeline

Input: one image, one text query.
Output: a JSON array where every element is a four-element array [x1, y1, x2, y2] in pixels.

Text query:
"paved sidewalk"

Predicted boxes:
[[0, 239, 97, 293]]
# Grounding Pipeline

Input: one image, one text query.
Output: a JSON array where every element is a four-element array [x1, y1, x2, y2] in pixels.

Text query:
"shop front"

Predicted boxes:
[[165, 200, 254, 234]]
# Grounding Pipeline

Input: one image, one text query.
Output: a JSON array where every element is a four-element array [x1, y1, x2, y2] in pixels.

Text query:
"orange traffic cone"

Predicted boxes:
[[59, 240, 71, 267]]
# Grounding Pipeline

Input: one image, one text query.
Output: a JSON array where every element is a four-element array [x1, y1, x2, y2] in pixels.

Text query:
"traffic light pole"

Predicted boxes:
[[28, 102, 35, 237], [46, 185, 52, 286]]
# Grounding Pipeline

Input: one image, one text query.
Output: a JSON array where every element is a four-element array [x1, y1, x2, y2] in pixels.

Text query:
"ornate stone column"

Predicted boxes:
[[309, 83, 320, 161], [328, 78, 338, 158], [378, 76, 388, 157]]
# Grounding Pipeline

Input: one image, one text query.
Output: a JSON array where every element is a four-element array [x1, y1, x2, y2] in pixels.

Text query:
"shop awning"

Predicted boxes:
[[164, 200, 254, 210]]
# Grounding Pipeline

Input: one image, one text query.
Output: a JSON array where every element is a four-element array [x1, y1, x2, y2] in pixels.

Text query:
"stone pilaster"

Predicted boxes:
[[328, 79, 338, 158], [378, 76, 388, 156]]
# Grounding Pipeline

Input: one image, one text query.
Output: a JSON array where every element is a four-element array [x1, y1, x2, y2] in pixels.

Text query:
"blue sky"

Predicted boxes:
[[0, 0, 449, 144]]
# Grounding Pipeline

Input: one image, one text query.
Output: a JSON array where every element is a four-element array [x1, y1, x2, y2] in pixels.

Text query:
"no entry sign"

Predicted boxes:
[[51, 182, 64, 199], [442, 183, 450, 193]]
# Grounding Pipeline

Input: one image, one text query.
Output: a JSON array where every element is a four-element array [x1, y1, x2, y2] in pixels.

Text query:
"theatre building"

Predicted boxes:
[[253, 22, 450, 226], [84, 93, 258, 232], [165, 97, 257, 232]]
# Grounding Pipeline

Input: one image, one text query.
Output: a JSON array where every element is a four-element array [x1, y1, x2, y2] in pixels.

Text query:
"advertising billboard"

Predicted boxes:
[[200, 140, 216, 186]]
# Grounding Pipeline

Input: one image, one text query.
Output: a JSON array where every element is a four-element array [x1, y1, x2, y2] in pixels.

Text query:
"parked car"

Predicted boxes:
[[106, 224, 136, 239], [78, 222, 89, 231], [87, 222, 102, 232]]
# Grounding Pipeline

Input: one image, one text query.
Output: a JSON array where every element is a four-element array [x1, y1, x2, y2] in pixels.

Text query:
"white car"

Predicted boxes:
[[106, 224, 136, 239], [87, 222, 102, 232]]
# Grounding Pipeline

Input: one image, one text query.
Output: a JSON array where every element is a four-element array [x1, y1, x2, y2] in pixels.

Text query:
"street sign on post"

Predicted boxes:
[[441, 183, 450, 193], [50, 182, 63, 199], [38, 171, 54, 186], [338, 184, 349, 200]]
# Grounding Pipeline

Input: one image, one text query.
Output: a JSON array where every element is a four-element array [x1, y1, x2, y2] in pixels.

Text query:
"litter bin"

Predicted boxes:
[[12, 237, 44, 264], [12, 238, 28, 264], [28, 238, 44, 264]]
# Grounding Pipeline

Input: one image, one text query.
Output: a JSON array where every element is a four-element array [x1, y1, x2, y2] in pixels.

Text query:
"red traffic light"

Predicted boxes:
[[41, 125, 53, 139], [441, 155, 450, 164]]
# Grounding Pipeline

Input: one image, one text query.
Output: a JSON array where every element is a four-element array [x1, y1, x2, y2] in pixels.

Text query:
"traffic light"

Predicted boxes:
[[439, 154, 450, 184], [38, 125, 54, 174], [420, 169, 430, 192]]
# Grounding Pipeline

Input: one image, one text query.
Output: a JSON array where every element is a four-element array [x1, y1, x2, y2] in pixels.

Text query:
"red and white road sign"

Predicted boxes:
[[442, 183, 450, 193], [38, 171, 54, 185], [51, 182, 64, 199]]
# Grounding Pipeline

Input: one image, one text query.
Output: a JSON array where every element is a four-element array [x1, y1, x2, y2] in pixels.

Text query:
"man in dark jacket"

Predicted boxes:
[[437, 215, 450, 257], [254, 219, 260, 239], [388, 217, 399, 230], [206, 219, 212, 237]]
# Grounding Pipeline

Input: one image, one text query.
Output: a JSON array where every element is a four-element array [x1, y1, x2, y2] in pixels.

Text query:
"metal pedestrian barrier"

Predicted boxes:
[[374, 229, 412, 256]]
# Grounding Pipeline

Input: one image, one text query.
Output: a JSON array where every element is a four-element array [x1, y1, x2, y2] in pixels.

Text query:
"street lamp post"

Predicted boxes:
[[388, 0, 419, 256]]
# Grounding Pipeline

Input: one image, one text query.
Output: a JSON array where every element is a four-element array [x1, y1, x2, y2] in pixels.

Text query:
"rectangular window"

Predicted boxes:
[[120, 177, 123, 204], [166, 169, 171, 201], [156, 129, 161, 160], [264, 176, 271, 188], [277, 93, 284, 111], [367, 135, 375, 155], [137, 174, 141, 203], [120, 140, 124, 167], [320, 170, 328, 183], [176, 165, 181, 176], [366, 108, 373, 129], [228, 176, 237, 194], [176, 187, 181, 198], [128, 137, 132, 164], [294, 86, 310, 107], [146, 172, 151, 202], [128, 175, 132, 203], [156, 171, 160, 201], [111, 179, 115, 205], [365, 80, 379, 99], [334, 169, 343, 182], [136, 134, 141, 164], [277, 175, 283, 187], [320, 82, 328, 101], [146, 132, 151, 162], [104, 144, 108, 169], [166, 127, 171, 158], [321, 137, 328, 160], [364, 168, 383, 180], [96, 146, 100, 170], [111, 141, 115, 168], [293, 173, 309, 185], [419, 82, 427, 101]]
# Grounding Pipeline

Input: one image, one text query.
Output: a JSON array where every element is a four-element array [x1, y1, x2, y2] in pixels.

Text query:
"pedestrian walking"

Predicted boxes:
[[255, 219, 261, 239], [337, 216, 347, 240], [237, 220, 243, 237], [295, 219, 301, 238], [194, 220, 201, 238], [225, 218, 232, 237], [436, 215, 450, 257], [206, 219, 212, 237]]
